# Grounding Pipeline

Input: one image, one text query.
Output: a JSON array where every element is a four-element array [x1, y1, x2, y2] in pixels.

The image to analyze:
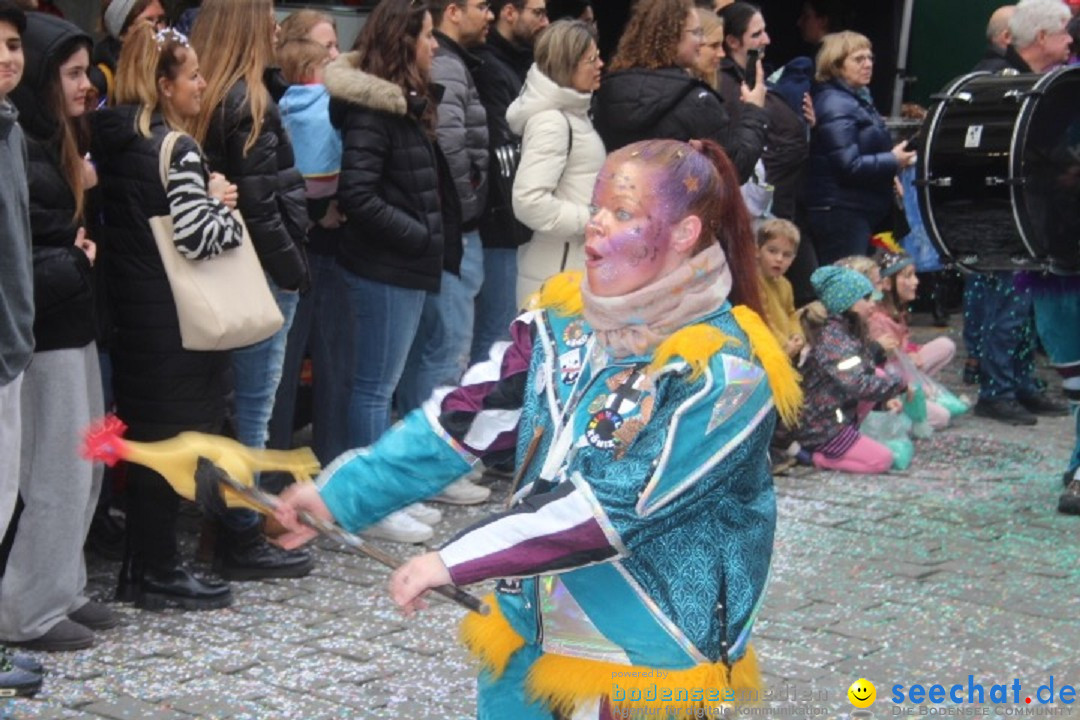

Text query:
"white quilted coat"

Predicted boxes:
[[508, 64, 606, 304]]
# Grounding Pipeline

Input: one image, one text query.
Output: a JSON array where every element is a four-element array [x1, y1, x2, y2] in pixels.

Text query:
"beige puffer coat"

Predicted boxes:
[[508, 64, 605, 304]]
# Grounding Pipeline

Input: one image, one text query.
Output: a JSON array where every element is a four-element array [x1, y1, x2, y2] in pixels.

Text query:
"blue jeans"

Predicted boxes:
[[397, 231, 485, 414], [224, 278, 299, 532], [268, 252, 352, 464], [470, 247, 519, 366], [978, 272, 1037, 401], [808, 206, 883, 265], [340, 268, 426, 447]]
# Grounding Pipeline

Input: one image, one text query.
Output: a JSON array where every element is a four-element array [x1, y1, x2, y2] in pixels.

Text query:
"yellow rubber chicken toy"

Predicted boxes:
[[80, 415, 320, 511]]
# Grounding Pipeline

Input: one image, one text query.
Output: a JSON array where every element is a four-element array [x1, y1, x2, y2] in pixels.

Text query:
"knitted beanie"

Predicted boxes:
[[810, 265, 874, 315], [877, 249, 914, 279]]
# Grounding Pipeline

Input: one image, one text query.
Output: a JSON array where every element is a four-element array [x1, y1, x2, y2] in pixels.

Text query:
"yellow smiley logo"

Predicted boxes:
[[848, 678, 876, 708]]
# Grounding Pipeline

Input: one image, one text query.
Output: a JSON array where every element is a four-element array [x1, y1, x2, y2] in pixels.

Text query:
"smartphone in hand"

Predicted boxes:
[[745, 48, 760, 90]]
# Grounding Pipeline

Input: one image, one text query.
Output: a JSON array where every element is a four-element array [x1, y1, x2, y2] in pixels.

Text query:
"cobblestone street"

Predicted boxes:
[[7, 322, 1079, 720]]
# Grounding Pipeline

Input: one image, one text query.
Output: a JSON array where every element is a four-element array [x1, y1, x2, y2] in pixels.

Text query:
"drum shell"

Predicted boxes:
[[917, 67, 1080, 273]]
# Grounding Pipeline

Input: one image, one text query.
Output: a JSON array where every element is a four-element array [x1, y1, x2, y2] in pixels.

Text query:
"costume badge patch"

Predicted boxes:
[[584, 367, 654, 452], [562, 319, 588, 348], [585, 409, 623, 449], [559, 348, 583, 385]]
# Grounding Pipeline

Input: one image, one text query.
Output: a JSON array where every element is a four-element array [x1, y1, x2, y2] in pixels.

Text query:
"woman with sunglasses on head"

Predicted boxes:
[[592, 0, 767, 184], [91, 21, 242, 610], [508, 19, 606, 303], [275, 138, 801, 718]]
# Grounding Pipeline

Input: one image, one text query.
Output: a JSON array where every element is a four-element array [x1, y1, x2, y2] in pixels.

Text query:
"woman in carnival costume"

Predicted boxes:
[[276, 138, 802, 719]]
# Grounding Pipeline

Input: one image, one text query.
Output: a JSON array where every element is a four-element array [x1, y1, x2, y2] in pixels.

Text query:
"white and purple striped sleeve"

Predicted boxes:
[[427, 316, 535, 466], [438, 474, 627, 587]]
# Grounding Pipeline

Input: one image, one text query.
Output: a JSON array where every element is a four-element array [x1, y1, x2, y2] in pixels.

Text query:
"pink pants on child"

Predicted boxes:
[[813, 434, 894, 474], [916, 336, 955, 376]]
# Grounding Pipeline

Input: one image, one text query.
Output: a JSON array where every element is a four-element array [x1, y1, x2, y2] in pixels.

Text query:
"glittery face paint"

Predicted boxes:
[[585, 161, 674, 297]]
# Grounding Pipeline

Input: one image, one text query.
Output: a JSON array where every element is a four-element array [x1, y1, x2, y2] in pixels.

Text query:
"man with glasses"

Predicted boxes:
[[470, 0, 548, 372], [396, 0, 495, 505]]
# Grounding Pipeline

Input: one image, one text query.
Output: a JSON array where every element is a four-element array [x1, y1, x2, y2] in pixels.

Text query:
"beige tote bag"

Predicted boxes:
[[150, 131, 284, 351]]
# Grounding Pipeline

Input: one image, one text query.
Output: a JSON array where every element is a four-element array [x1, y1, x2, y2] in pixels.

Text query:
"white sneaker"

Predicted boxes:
[[361, 510, 434, 543], [432, 477, 492, 506], [404, 502, 442, 526]]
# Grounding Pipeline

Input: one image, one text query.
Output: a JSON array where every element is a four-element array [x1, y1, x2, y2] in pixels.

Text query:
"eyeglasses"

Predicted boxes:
[[456, 0, 490, 11], [685, 27, 705, 39], [155, 27, 189, 48], [849, 52, 874, 64], [579, 51, 601, 66]]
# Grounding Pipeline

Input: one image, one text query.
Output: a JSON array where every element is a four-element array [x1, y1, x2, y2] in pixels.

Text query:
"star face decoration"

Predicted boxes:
[[683, 175, 700, 193]]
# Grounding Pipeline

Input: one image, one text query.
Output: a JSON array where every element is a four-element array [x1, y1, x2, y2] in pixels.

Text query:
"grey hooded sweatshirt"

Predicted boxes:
[[0, 98, 34, 385]]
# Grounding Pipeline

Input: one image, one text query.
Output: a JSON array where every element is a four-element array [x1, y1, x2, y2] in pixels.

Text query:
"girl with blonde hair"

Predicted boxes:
[[90, 20, 243, 609]]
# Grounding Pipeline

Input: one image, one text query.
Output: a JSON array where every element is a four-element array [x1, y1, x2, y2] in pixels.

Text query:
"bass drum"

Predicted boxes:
[[916, 66, 1080, 273]]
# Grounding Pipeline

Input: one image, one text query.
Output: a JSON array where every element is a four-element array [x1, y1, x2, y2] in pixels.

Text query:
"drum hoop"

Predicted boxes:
[[920, 71, 991, 265], [1009, 67, 1077, 264]]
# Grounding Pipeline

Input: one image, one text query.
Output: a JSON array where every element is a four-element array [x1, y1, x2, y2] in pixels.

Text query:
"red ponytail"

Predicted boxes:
[[691, 139, 765, 320]]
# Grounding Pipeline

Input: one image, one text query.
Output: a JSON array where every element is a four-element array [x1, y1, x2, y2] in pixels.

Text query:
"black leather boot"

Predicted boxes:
[[217, 523, 314, 581], [135, 564, 233, 611]]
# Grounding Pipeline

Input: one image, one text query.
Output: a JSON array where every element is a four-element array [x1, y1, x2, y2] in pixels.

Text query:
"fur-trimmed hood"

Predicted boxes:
[[324, 51, 408, 116]]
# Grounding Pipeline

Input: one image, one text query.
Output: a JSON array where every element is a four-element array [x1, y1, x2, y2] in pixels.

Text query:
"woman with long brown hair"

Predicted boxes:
[[591, 0, 767, 184], [190, 0, 315, 578], [319, 0, 457, 543], [91, 21, 244, 610]]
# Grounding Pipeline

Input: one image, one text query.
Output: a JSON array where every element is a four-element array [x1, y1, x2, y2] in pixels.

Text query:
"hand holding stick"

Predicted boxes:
[[199, 462, 490, 616]]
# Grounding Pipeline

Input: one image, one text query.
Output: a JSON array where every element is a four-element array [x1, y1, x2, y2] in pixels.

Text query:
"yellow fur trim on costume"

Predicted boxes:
[[527, 271, 584, 317], [647, 324, 739, 380], [526, 646, 762, 718], [459, 594, 525, 678], [732, 305, 803, 428]]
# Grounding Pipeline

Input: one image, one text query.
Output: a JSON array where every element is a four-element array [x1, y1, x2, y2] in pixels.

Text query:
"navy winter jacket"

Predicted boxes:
[[806, 80, 897, 217]]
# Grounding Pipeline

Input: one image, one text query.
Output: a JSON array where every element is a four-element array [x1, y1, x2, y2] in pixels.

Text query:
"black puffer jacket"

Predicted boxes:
[[90, 107, 229, 435], [324, 52, 461, 292], [806, 80, 897, 217], [473, 30, 533, 249], [592, 67, 767, 184], [10, 14, 95, 353], [201, 80, 309, 291]]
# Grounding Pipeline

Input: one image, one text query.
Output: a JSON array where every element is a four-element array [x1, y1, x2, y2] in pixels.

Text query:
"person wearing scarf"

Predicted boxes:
[[275, 139, 802, 719]]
